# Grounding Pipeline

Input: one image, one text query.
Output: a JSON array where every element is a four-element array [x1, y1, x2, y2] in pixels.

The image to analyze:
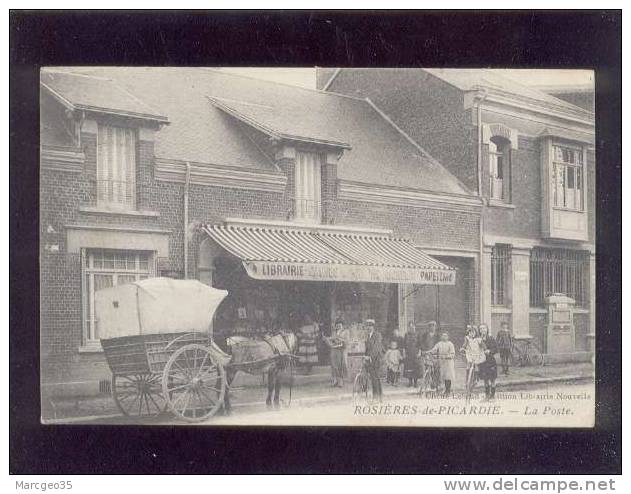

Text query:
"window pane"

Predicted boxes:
[[115, 252, 126, 269], [491, 245, 510, 306], [138, 257, 149, 271], [576, 169, 583, 210], [94, 274, 114, 292], [117, 274, 136, 286], [554, 164, 566, 207], [567, 166, 575, 189]]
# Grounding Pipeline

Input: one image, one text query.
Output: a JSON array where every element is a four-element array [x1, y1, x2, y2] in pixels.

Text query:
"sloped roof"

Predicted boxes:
[[40, 70, 169, 122], [423, 68, 593, 117], [41, 67, 471, 195], [208, 96, 352, 149]]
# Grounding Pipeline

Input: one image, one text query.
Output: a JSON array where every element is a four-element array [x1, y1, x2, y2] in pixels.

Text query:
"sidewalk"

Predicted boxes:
[[42, 362, 594, 422]]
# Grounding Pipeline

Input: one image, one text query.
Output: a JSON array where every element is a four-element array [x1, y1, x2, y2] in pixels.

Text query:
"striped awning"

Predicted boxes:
[[203, 224, 455, 285]]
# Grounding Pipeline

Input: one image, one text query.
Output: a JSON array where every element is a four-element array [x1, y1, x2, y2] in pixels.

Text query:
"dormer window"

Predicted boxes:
[[552, 144, 584, 211], [97, 124, 137, 210], [489, 136, 510, 202], [294, 151, 322, 222]]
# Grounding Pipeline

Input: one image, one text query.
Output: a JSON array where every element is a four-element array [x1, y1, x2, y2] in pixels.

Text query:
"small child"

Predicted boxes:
[[384, 341, 403, 386]]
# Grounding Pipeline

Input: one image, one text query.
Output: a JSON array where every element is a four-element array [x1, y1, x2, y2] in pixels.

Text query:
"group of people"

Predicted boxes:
[[294, 313, 514, 402], [461, 322, 512, 400], [383, 321, 439, 388]]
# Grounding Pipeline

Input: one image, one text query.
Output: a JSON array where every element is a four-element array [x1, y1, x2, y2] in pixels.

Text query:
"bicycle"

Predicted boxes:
[[463, 358, 478, 403], [417, 351, 438, 397], [353, 356, 375, 406], [511, 339, 544, 367]]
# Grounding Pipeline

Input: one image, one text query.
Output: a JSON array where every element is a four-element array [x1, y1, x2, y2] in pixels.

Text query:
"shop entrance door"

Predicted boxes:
[[280, 281, 333, 365]]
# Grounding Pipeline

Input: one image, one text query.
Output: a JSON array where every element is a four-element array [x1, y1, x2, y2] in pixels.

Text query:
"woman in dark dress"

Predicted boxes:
[[403, 321, 421, 387], [478, 324, 499, 401]]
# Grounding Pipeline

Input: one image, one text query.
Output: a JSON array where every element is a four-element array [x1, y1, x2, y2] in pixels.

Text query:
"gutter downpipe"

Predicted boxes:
[[184, 161, 191, 279], [476, 89, 488, 325]]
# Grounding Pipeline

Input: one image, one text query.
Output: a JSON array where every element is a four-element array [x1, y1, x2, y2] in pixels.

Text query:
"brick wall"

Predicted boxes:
[[484, 136, 543, 239], [41, 122, 291, 380], [41, 103, 482, 386], [324, 69, 596, 247], [335, 199, 479, 251], [40, 130, 178, 381], [321, 162, 338, 224]]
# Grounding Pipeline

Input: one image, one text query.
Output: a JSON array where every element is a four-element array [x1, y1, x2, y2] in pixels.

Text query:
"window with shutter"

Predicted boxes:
[[97, 125, 136, 209], [294, 151, 322, 222]]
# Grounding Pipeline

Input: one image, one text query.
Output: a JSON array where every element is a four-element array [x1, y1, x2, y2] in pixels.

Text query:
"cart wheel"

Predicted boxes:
[[112, 373, 167, 418], [162, 344, 226, 422]]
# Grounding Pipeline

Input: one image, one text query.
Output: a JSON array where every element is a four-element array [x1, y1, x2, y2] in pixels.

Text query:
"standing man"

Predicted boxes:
[[496, 321, 513, 375], [403, 321, 421, 388], [364, 319, 384, 401], [478, 324, 499, 400]]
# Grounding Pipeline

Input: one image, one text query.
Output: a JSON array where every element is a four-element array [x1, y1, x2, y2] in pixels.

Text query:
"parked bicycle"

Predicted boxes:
[[511, 338, 545, 367], [463, 355, 478, 403], [353, 356, 375, 406], [417, 351, 438, 397]]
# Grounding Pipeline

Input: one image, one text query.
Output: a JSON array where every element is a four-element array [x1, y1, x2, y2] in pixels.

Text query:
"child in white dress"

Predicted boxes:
[[384, 341, 403, 386], [461, 326, 486, 371]]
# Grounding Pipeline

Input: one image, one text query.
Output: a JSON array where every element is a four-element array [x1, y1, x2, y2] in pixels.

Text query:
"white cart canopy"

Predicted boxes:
[[96, 277, 228, 340]]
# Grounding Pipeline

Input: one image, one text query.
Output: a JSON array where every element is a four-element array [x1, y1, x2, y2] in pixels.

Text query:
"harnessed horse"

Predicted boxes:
[[224, 332, 298, 412]]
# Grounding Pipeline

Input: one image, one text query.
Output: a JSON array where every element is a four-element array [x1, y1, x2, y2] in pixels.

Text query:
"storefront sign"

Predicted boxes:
[[242, 261, 456, 285]]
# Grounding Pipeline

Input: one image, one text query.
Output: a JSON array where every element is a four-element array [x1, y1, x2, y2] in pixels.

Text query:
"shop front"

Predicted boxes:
[[198, 220, 457, 366]]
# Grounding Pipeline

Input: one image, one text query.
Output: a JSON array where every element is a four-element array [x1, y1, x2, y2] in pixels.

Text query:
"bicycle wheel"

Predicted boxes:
[[465, 366, 475, 403], [418, 368, 433, 397], [353, 372, 373, 406], [527, 343, 545, 367], [511, 345, 525, 367]]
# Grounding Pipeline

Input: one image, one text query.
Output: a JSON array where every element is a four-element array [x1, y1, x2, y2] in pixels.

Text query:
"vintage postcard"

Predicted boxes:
[[40, 67, 595, 427]]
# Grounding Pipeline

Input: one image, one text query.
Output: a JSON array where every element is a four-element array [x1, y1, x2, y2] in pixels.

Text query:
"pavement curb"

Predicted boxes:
[[41, 372, 593, 424], [233, 373, 593, 410]]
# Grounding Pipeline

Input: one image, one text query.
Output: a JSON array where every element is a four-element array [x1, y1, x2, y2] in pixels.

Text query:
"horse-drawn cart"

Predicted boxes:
[[97, 278, 232, 422]]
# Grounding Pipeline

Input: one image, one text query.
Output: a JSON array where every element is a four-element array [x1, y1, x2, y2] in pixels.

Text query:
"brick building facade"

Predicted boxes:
[[319, 68, 596, 357], [40, 68, 482, 395]]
